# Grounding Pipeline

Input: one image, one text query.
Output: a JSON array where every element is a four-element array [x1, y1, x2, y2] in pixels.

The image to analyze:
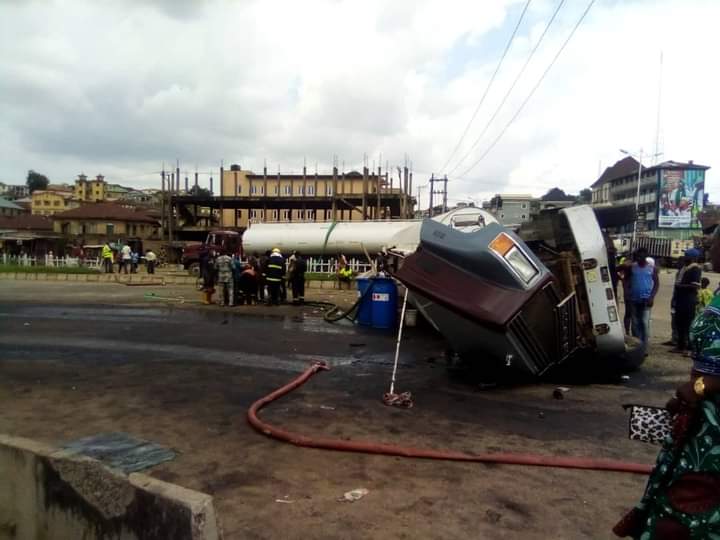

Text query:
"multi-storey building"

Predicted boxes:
[[74, 174, 107, 202], [591, 157, 710, 233], [31, 189, 80, 216], [218, 165, 413, 228]]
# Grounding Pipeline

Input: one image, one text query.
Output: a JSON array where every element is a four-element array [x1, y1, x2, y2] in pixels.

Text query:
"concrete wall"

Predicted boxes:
[[0, 434, 221, 540]]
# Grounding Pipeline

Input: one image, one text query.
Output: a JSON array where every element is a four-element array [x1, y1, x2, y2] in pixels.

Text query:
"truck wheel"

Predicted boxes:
[[188, 262, 200, 277], [618, 335, 645, 372]]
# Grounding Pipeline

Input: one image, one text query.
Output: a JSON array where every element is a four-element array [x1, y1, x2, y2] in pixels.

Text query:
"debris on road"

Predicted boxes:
[[339, 488, 369, 502], [275, 496, 294, 504], [552, 387, 570, 400]]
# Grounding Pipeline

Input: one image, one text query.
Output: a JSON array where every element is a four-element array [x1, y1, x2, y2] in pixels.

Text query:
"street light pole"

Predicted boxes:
[[620, 148, 645, 250], [632, 149, 643, 249]]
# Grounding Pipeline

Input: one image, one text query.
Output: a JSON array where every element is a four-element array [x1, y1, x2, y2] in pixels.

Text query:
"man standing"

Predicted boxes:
[[628, 247, 659, 352], [120, 243, 132, 274], [265, 248, 285, 305], [144, 249, 157, 274], [290, 251, 307, 304], [102, 243, 114, 274], [672, 248, 703, 354], [215, 251, 234, 307]]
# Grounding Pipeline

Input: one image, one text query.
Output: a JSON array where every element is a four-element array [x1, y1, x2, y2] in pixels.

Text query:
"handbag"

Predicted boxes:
[[623, 404, 674, 445]]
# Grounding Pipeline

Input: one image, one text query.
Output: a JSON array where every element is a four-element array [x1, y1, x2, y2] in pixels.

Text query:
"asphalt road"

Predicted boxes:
[[0, 277, 695, 539]]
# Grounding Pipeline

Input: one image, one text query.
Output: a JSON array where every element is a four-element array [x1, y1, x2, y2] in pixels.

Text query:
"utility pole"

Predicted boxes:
[[443, 175, 448, 213], [161, 167, 166, 241], [428, 174, 435, 217]]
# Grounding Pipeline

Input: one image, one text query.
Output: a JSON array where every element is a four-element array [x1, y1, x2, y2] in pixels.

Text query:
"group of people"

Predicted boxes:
[[618, 247, 710, 356], [614, 236, 720, 538], [101, 243, 157, 274], [200, 247, 307, 307]]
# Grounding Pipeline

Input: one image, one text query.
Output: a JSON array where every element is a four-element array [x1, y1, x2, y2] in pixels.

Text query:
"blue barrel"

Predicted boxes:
[[355, 277, 373, 326], [369, 277, 398, 329]]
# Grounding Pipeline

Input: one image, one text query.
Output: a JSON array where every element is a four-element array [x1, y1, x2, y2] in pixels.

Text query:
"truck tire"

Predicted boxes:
[[618, 335, 645, 372], [188, 262, 200, 277]]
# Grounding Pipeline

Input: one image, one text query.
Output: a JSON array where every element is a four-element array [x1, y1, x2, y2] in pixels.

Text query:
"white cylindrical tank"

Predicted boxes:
[[241, 208, 498, 256], [242, 220, 422, 256]]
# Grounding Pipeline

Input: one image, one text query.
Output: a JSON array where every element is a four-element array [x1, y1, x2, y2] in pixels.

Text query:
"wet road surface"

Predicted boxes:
[[0, 303, 440, 372]]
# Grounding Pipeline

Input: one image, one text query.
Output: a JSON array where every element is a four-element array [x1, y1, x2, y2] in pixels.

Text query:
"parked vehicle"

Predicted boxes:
[[181, 230, 242, 275]]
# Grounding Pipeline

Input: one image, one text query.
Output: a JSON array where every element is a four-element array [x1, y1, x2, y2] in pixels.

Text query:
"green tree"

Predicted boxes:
[[26, 170, 49, 193], [541, 187, 573, 201], [577, 188, 592, 203], [189, 185, 212, 197]]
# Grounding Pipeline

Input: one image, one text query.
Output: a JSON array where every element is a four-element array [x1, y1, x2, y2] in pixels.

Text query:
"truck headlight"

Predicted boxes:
[[505, 246, 538, 283]]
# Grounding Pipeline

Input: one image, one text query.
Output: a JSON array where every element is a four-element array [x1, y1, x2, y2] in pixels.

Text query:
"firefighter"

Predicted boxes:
[[290, 251, 307, 304], [215, 251, 234, 307], [265, 248, 285, 305]]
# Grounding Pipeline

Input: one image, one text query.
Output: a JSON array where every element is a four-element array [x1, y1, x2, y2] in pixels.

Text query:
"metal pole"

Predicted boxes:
[[632, 149, 643, 249], [429, 174, 434, 217]]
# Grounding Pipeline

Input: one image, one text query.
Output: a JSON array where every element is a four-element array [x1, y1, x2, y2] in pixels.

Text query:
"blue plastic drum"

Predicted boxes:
[[355, 277, 373, 326], [369, 277, 398, 329]]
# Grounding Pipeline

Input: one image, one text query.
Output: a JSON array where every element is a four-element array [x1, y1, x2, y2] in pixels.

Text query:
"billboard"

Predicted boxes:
[[657, 168, 705, 229]]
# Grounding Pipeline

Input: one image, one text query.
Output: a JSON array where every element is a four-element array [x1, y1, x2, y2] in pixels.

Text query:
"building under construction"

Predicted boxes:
[[163, 162, 416, 240]]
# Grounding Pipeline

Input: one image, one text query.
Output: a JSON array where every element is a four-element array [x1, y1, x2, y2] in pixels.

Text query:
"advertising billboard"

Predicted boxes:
[[657, 169, 705, 229]]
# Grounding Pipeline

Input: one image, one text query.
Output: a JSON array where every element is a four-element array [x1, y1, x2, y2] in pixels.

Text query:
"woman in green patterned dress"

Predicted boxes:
[[614, 231, 720, 539]]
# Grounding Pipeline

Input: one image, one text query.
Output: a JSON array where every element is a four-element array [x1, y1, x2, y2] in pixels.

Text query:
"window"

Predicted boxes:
[[106, 223, 115, 235], [237, 185, 242, 194], [281, 210, 290, 220], [44, 200, 50, 206], [298, 186, 304, 195], [273, 210, 278, 220], [284, 185, 292, 195], [521, 203, 527, 209], [250, 185, 257, 195], [327, 186, 333, 195], [251, 210, 258, 219], [307, 185, 315, 195], [53, 200, 60, 206], [237, 210, 242, 219], [521, 214, 526, 219], [274, 186, 279, 194]]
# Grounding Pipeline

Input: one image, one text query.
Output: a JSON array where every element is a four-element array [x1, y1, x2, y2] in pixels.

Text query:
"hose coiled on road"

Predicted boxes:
[[247, 362, 653, 475]]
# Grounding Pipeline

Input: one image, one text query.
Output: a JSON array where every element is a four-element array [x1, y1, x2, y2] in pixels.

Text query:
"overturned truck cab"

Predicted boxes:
[[394, 205, 641, 378]]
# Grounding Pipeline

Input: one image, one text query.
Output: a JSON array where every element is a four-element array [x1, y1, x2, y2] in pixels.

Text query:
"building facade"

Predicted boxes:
[[31, 189, 80, 216], [0, 197, 25, 217], [219, 166, 410, 228], [484, 194, 535, 228], [52, 203, 159, 241], [74, 174, 108, 202], [0, 184, 29, 200], [591, 157, 710, 234]]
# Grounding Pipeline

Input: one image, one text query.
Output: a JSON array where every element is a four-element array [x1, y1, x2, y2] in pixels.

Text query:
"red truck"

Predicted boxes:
[[181, 230, 242, 275]]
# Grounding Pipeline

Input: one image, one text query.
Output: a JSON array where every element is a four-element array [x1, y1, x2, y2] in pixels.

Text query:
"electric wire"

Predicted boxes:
[[438, 0, 532, 174], [458, 0, 596, 180], [448, 0, 566, 176]]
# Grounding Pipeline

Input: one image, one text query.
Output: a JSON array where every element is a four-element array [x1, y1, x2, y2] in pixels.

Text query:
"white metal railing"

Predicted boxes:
[[236, 256, 372, 275], [1, 253, 102, 269]]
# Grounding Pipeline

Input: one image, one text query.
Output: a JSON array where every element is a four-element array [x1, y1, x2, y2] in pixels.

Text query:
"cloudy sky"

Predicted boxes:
[[1, 0, 717, 207]]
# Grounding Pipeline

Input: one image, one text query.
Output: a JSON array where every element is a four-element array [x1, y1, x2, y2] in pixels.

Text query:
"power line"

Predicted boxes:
[[448, 0, 566, 176], [458, 0, 596, 180], [438, 0, 532, 173]]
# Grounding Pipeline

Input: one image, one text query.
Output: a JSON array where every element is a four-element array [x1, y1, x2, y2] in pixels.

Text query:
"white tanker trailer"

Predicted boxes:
[[241, 207, 497, 256]]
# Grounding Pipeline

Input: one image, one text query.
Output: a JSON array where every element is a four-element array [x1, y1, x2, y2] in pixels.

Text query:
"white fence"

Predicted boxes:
[[304, 257, 372, 274], [1, 253, 102, 269]]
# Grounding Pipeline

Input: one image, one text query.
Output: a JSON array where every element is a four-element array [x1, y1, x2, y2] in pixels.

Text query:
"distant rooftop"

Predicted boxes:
[[0, 197, 23, 211], [592, 158, 710, 188]]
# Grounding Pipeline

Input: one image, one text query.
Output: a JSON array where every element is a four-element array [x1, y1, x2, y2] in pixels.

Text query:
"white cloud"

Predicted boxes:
[[0, 0, 716, 208]]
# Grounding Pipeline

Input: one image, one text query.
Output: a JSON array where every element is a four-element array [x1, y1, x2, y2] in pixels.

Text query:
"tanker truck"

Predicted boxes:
[[239, 205, 642, 378]]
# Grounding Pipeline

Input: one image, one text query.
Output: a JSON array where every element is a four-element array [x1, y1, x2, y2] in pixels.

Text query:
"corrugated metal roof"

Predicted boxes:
[[0, 197, 22, 210]]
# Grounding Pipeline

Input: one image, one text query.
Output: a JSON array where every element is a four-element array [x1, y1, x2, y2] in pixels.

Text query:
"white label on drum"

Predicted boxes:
[[372, 293, 389, 302]]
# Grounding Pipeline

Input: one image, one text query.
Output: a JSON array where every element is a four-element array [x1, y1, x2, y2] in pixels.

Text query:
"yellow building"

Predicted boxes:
[[219, 167, 410, 228], [31, 190, 80, 216], [52, 203, 159, 240], [74, 174, 107, 202]]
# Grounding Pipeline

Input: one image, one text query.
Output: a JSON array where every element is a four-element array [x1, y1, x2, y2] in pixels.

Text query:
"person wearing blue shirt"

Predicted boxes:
[[626, 247, 659, 352]]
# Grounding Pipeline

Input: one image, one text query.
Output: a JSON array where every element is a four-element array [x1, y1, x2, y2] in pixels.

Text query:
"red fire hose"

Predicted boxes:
[[247, 362, 653, 475]]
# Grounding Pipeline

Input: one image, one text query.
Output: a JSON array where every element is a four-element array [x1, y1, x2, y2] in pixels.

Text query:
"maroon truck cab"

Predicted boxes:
[[181, 230, 242, 275]]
